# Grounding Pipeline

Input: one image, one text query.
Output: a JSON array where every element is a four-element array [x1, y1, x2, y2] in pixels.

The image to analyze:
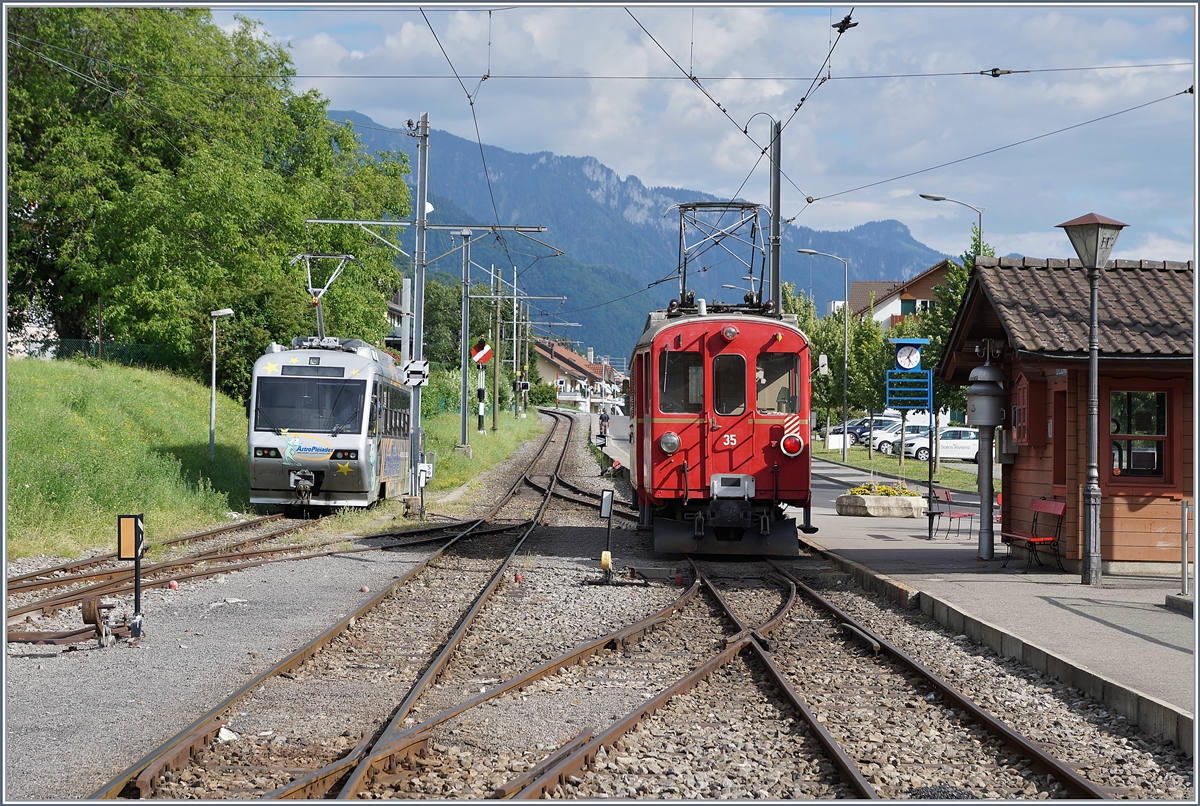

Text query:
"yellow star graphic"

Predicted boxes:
[[336, 462, 352, 475], [280, 428, 289, 435], [289, 356, 299, 364], [265, 361, 279, 374], [350, 368, 360, 375]]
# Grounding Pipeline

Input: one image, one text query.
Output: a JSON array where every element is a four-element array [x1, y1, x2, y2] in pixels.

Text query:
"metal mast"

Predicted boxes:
[[769, 119, 782, 316], [411, 112, 429, 494]]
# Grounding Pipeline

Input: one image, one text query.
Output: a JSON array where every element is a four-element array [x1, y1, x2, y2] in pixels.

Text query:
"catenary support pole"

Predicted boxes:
[[410, 112, 429, 495], [769, 120, 781, 315], [400, 277, 412, 366], [492, 267, 503, 432], [458, 230, 472, 449]]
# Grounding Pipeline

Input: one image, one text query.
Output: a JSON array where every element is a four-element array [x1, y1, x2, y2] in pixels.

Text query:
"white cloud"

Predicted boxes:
[[210, 5, 1194, 262]]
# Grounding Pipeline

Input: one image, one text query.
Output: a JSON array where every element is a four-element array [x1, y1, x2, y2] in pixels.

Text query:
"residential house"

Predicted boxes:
[[852, 259, 953, 330], [533, 340, 627, 414], [939, 256, 1193, 574]]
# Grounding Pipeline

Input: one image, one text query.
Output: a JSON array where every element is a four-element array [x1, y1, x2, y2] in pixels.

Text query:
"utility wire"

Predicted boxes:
[[55, 66, 1190, 82], [809, 87, 1191, 206], [421, 7, 518, 270]]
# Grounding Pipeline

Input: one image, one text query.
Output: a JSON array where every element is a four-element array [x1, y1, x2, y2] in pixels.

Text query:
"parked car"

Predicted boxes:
[[904, 427, 980, 462], [824, 417, 871, 445], [873, 423, 935, 455], [847, 416, 902, 445]]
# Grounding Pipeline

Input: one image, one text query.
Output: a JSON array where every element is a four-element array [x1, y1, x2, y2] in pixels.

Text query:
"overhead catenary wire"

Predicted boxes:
[[806, 87, 1192, 207], [420, 8, 519, 272]]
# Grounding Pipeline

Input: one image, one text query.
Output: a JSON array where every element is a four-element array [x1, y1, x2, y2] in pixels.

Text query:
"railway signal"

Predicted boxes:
[[470, 339, 492, 364], [402, 359, 430, 387], [117, 514, 145, 641]]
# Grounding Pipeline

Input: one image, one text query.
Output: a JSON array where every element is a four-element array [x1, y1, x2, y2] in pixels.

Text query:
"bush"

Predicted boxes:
[[845, 482, 921, 497], [528, 382, 558, 406]]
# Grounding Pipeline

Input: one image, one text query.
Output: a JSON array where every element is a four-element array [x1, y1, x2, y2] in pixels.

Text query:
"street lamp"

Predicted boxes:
[[920, 194, 986, 256], [209, 308, 234, 459], [798, 249, 850, 462], [1057, 213, 1128, 586]]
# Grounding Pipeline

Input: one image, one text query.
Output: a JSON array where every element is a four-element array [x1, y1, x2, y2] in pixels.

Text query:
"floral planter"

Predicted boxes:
[[835, 494, 928, 518]]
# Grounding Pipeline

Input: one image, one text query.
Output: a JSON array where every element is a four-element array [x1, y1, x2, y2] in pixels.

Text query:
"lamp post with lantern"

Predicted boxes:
[[1056, 213, 1128, 586]]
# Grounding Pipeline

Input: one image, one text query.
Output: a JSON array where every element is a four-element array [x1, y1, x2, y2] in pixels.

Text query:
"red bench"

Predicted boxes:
[[1000, 498, 1067, 573], [931, 489, 975, 539]]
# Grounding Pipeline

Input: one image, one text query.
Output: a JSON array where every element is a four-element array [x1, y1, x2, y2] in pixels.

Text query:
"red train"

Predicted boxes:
[[629, 299, 816, 556]]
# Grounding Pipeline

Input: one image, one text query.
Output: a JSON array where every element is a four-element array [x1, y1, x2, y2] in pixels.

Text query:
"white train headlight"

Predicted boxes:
[[780, 434, 804, 457], [659, 431, 681, 455]]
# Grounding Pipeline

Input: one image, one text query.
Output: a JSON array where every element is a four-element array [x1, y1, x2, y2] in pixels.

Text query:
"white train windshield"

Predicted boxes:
[[255, 377, 367, 435]]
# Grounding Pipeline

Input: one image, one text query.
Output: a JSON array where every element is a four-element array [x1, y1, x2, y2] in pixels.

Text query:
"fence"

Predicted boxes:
[[22, 339, 170, 369]]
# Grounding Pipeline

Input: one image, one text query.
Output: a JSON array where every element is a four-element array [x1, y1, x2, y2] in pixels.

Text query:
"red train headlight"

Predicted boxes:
[[721, 325, 739, 341], [659, 431, 681, 455], [780, 434, 804, 457]]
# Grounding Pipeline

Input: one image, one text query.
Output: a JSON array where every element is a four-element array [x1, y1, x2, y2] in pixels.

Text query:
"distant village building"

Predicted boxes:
[[851, 259, 953, 330], [940, 256, 1193, 575], [533, 340, 626, 414]]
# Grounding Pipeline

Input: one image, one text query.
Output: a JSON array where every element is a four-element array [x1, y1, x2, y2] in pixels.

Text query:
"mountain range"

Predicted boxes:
[[330, 110, 950, 360]]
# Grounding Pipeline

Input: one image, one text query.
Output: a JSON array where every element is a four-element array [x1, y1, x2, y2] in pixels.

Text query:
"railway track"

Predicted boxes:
[[91, 409, 600, 799], [5, 513, 491, 644], [11, 410, 1187, 800]]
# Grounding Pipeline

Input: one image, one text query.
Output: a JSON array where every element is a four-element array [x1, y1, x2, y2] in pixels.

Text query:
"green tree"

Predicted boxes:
[[847, 297, 889, 457], [781, 281, 839, 432], [919, 225, 993, 469], [7, 8, 410, 403]]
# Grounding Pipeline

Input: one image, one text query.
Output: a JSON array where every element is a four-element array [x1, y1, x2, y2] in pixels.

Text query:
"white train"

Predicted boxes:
[[248, 336, 411, 510]]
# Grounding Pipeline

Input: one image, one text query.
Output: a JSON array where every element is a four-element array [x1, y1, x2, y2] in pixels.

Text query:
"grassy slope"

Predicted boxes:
[[5, 358, 549, 561]]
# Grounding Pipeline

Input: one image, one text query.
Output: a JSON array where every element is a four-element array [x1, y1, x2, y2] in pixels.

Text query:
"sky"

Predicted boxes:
[[209, 3, 1197, 263]]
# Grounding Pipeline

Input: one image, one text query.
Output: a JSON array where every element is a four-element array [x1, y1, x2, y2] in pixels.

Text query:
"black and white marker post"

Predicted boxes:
[[117, 514, 145, 638]]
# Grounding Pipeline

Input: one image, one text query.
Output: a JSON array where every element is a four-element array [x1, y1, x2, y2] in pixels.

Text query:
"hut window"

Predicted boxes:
[[1109, 390, 1166, 479]]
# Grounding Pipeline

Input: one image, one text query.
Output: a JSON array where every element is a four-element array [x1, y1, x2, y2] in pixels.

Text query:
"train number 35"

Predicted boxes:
[[721, 433, 738, 447]]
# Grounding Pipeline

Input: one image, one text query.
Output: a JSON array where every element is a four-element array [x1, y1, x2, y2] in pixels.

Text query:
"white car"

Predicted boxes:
[[904, 427, 981, 462], [873, 423, 935, 455]]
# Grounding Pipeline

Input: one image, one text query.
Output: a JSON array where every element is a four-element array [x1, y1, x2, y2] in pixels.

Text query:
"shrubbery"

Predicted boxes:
[[845, 482, 921, 497]]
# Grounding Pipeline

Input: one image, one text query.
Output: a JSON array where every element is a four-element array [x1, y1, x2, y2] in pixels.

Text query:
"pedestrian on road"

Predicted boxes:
[[598, 407, 610, 436]]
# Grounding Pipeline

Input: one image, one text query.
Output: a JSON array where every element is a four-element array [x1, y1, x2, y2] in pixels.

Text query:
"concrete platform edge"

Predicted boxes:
[[800, 536, 1195, 757]]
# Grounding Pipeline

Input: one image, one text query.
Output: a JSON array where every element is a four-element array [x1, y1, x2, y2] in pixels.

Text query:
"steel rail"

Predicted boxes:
[[522, 476, 639, 519], [512, 636, 752, 799], [546, 475, 640, 514], [8, 517, 470, 597], [767, 560, 1110, 800], [91, 411, 567, 799], [9, 517, 490, 629], [329, 410, 580, 799], [4, 514, 285, 586], [507, 564, 880, 800], [88, 515, 533, 800], [8, 527, 507, 643], [697, 562, 878, 798], [275, 577, 703, 800], [8, 518, 330, 620]]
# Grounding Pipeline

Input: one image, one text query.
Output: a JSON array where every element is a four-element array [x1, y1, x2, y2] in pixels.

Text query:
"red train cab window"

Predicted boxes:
[[659, 351, 703, 413], [756, 353, 799, 414], [713, 354, 745, 416]]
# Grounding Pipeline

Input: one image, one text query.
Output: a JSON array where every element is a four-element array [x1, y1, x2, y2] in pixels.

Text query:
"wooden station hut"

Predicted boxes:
[[939, 256, 1194, 574]]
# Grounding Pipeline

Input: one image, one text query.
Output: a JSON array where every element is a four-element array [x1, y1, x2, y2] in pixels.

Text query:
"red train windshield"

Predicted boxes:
[[756, 353, 799, 414]]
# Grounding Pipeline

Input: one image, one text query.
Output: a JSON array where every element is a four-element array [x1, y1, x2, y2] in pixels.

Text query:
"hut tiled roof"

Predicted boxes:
[[973, 256, 1193, 357]]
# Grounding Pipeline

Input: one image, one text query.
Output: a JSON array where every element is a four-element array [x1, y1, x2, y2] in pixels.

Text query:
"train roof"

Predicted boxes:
[[634, 309, 806, 352], [254, 336, 396, 370]]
